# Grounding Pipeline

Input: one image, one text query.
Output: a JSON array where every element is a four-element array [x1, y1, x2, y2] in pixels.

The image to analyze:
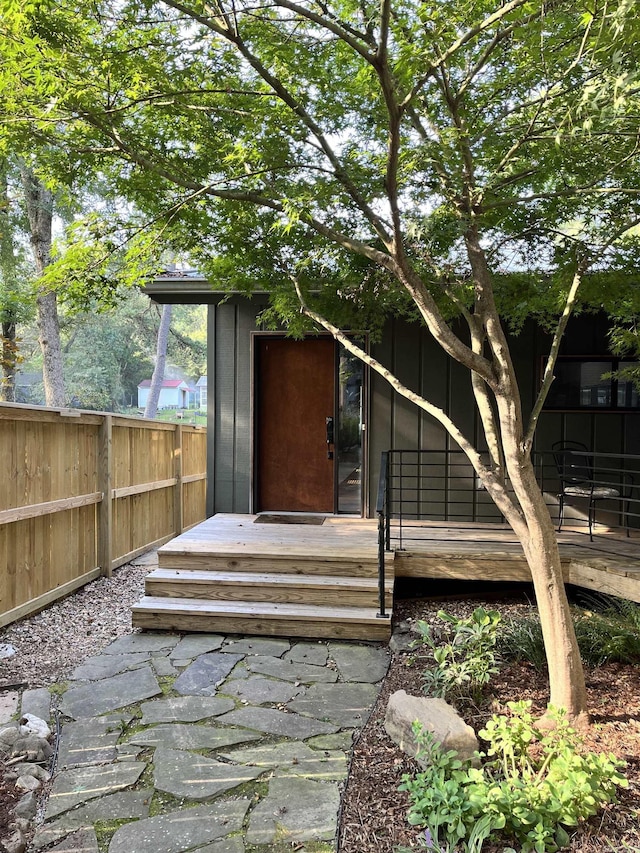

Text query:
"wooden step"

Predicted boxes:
[[131, 596, 392, 641], [145, 568, 393, 609], [157, 550, 380, 578]]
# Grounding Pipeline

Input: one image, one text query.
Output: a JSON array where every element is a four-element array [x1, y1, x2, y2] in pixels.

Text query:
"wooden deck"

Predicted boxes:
[[391, 520, 640, 603], [131, 513, 640, 641], [132, 514, 393, 641]]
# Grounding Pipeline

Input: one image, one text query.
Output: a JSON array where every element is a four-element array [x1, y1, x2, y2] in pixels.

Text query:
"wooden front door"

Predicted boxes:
[[255, 336, 335, 512]]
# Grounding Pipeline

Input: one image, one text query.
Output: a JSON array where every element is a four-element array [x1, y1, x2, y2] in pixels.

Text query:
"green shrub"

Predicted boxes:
[[499, 599, 640, 670], [413, 607, 501, 703], [498, 615, 547, 670], [399, 701, 627, 853]]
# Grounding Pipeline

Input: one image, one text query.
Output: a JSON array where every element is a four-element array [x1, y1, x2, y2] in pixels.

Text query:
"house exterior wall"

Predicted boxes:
[[206, 297, 268, 516], [367, 314, 640, 519], [204, 297, 639, 519], [137, 385, 188, 409]]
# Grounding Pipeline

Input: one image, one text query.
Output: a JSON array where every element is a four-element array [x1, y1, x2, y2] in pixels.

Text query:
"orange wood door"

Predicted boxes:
[[256, 337, 335, 512]]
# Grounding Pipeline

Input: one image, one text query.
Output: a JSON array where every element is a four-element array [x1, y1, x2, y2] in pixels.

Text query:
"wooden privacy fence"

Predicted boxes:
[[0, 402, 207, 628]]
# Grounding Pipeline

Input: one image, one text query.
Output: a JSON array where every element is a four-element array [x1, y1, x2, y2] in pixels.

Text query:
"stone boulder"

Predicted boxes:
[[0, 723, 52, 762], [384, 690, 478, 765]]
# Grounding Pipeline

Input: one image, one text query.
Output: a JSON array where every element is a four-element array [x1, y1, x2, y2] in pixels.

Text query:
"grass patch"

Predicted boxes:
[[156, 675, 177, 695], [147, 790, 203, 817], [93, 819, 135, 853], [246, 841, 334, 853]]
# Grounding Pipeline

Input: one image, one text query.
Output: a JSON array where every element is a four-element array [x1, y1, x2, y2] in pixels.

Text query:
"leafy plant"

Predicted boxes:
[[400, 702, 627, 853], [413, 607, 501, 702]]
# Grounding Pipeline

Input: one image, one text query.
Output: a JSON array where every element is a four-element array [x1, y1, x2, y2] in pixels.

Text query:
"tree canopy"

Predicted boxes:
[[2, 0, 639, 301], [2, 0, 640, 718]]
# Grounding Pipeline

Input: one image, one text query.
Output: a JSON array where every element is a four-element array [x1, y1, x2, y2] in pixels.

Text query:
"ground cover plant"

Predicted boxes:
[[398, 607, 630, 852], [338, 595, 640, 853], [500, 596, 640, 670], [412, 607, 502, 703], [399, 703, 627, 853]]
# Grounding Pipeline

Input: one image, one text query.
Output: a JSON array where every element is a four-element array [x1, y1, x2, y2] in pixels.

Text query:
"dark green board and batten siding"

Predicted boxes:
[[206, 296, 268, 516], [156, 282, 640, 518], [367, 314, 640, 520]]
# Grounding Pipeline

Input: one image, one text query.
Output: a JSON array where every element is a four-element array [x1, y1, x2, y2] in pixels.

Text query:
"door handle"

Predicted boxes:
[[326, 416, 334, 459]]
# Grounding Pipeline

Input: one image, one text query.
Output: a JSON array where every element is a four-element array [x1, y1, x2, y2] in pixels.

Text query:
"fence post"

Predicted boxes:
[[174, 423, 184, 535], [98, 414, 113, 577]]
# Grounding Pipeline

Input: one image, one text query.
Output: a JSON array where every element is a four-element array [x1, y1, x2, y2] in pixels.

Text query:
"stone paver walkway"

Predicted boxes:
[[26, 631, 389, 852]]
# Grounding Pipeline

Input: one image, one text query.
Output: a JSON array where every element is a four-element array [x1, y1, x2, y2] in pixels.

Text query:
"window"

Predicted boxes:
[[544, 357, 640, 410]]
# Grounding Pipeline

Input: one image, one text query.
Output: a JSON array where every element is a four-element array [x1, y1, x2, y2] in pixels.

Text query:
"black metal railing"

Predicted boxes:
[[534, 449, 640, 538], [376, 448, 640, 582], [381, 449, 506, 551], [375, 451, 389, 618]]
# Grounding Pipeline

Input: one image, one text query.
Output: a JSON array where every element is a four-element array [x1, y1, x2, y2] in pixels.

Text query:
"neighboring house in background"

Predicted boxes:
[[137, 378, 192, 410], [197, 376, 207, 410], [14, 371, 45, 405], [145, 277, 640, 521]]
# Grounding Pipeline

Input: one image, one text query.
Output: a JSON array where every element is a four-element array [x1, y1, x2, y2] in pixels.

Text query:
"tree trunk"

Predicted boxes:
[[144, 303, 172, 419], [516, 458, 589, 723], [36, 291, 66, 407], [21, 165, 65, 407], [0, 162, 19, 402], [1, 318, 17, 401]]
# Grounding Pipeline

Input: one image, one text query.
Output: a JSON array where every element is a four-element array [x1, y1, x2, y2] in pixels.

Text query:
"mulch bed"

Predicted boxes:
[[338, 596, 640, 853]]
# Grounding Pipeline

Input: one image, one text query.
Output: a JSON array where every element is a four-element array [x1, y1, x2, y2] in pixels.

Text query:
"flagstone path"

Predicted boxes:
[[26, 630, 390, 852]]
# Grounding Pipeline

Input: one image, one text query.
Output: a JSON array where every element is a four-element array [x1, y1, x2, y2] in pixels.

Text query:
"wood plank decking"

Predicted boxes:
[[131, 513, 640, 641]]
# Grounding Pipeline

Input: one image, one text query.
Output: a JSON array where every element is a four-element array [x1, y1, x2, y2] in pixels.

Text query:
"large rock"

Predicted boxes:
[[384, 691, 478, 764]]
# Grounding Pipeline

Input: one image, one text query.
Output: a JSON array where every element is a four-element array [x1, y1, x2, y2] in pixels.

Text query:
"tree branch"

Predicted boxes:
[[162, 0, 392, 246], [524, 266, 582, 452], [293, 276, 525, 531]]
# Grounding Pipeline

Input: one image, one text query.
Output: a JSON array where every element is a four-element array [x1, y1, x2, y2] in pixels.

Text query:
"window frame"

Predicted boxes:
[[542, 355, 640, 412]]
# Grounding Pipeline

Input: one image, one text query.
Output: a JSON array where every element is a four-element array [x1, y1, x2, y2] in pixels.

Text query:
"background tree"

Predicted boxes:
[[3, 0, 640, 720], [20, 165, 66, 406], [144, 303, 172, 419], [0, 157, 33, 401]]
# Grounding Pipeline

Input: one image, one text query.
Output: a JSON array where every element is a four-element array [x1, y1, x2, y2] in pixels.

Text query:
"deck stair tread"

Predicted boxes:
[[131, 595, 392, 640], [158, 544, 379, 560], [147, 567, 393, 589], [145, 567, 393, 608], [157, 553, 380, 577], [133, 595, 390, 622]]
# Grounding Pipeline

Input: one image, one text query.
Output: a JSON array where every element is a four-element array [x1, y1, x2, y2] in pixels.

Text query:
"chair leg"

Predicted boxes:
[[588, 499, 594, 541], [557, 494, 564, 533], [625, 499, 631, 537]]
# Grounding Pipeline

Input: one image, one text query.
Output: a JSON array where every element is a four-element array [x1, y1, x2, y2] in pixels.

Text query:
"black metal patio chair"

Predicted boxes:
[[552, 441, 633, 540]]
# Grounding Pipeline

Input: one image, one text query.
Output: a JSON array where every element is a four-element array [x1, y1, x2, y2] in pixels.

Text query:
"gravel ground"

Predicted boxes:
[[0, 555, 151, 689], [2, 567, 639, 853]]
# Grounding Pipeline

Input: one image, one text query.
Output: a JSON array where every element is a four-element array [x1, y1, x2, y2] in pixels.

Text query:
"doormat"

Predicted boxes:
[[254, 514, 326, 525]]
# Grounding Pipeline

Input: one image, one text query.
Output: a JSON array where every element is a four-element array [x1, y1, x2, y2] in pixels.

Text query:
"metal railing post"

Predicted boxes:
[[376, 451, 389, 618], [377, 510, 386, 618]]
